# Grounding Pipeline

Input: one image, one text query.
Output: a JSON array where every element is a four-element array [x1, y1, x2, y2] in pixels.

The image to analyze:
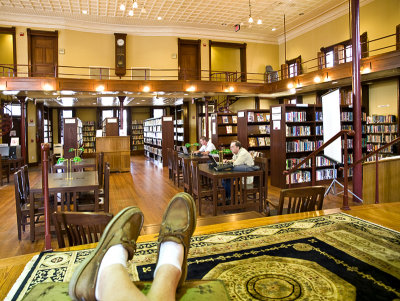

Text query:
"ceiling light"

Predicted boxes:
[[96, 85, 105, 92], [248, 16, 253, 23], [141, 99, 146, 101], [143, 86, 150, 92], [157, 16, 162, 20], [290, 88, 296, 94], [60, 90, 76, 95], [100, 97, 114, 106], [271, 28, 276, 31], [82, 10, 88, 14], [186, 86, 196, 92], [132, 1, 138, 9], [362, 66, 371, 74], [128, 10, 133, 16], [287, 83, 294, 89], [120, 4, 125, 10], [248, 0, 253, 23], [229, 86, 234, 92], [2, 90, 19, 95], [257, 19, 262, 25], [43, 83, 53, 90], [314, 76, 321, 83], [60, 97, 75, 107]]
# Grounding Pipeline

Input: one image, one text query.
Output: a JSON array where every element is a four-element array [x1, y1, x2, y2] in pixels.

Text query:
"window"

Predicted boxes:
[[285, 56, 301, 78], [325, 51, 334, 68], [153, 109, 163, 118], [289, 63, 298, 78], [119, 109, 128, 136], [62, 110, 73, 118], [4, 103, 21, 116], [345, 45, 352, 62], [102, 110, 114, 121]]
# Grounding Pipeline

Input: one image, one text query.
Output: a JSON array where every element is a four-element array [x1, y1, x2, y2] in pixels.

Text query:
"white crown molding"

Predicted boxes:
[[277, 0, 375, 44], [0, 12, 278, 45]]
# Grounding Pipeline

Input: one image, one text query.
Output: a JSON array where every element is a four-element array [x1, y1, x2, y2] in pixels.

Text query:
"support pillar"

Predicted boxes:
[[118, 96, 125, 130], [204, 97, 209, 140], [41, 143, 51, 250], [18, 96, 27, 165], [351, 0, 362, 200]]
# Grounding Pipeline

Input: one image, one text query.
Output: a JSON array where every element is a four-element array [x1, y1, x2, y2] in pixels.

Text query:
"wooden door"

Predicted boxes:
[[28, 29, 58, 77], [178, 39, 200, 80]]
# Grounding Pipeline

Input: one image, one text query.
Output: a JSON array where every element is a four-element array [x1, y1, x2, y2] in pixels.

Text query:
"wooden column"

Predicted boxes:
[[255, 97, 260, 110], [41, 143, 51, 250], [118, 96, 125, 130], [204, 97, 209, 140], [351, 0, 362, 200], [18, 96, 27, 165]]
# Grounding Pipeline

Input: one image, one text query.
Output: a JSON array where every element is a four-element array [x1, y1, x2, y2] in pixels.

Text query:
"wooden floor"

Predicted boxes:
[[0, 155, 362, 259]]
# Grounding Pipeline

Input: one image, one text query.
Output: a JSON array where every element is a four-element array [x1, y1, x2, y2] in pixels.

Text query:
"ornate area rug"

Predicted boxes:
[[6, 213, 400, 300]]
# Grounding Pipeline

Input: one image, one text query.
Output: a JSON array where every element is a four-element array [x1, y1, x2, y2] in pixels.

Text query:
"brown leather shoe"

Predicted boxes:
[[156, 192, 196, 288], [69, 206, 144, 301]]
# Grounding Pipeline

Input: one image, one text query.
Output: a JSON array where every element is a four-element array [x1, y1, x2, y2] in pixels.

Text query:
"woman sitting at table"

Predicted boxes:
[[222, 140, 255, 201]]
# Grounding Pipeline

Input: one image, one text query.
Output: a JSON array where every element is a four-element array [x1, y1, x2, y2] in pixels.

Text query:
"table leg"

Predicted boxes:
[[94, 189, 99, 211], [73, 192, 77, 211], [29, 193, 35, 242], [213, 178, 217, 216]]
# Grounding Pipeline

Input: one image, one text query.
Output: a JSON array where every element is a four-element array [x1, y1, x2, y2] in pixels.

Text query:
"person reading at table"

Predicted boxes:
[[194, 136, 216, 155], [222, 140, 255, 201], [69, 192, 196, 301]]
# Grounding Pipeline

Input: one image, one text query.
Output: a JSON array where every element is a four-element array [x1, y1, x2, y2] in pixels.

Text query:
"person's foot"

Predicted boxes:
[[156, 192, 196, 288], [69, 207, 144, 301]]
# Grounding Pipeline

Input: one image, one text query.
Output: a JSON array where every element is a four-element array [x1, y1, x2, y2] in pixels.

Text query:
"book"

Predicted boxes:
[[226, 125, 233, 134], [232, 116, 237, 124], [256, 113, 264, 122], [259, 125, 266, 134], [248, 137, 257, 147], [248, 112, 254, 122], [222, 116, 229, 124], [265, 114, 271, 122], [258, 137, 266, 146]]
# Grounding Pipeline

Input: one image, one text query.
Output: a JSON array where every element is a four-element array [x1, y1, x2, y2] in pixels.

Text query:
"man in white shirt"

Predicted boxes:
[[222, 140, 255, 200], [195, 136, 216, 155]]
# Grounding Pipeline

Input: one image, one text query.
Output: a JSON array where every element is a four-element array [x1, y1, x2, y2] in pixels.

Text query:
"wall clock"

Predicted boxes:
[[114, 33, 127, 77]]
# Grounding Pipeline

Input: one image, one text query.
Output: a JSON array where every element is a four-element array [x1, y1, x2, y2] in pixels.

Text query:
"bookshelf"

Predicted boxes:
[[82, 121, 96, 155], [131, 120, 144, 154], [211, 112, 238, 149], [366, 114, 398, 159], [172, 104, 189, 150], [63, 117, 83, 159], [270, 104, 366, 188], [237, 109, 271, 157], [102, 117, 119, 136], [143, 116, 174, 166]]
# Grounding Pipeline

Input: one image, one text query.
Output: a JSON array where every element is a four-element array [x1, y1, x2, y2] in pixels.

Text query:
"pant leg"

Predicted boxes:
[[222, 179, 231, 199]]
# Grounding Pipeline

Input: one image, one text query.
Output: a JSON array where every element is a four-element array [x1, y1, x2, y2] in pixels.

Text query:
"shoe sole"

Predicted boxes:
[[68, 206, 143, 301]]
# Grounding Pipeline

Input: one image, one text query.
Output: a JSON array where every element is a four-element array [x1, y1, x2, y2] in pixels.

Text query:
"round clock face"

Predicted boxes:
[[117, 38, 125, 46]]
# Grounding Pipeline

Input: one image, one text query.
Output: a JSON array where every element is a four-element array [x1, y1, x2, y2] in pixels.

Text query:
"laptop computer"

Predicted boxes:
[[182, 146, 189, 155], [208, 154, 233, 171]]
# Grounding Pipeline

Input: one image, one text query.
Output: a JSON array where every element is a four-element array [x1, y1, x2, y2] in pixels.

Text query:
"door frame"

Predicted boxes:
[[209, 40, 247, 82], [27, 29, 58, 77], [178, 38, 201, 80], [0, 27, 17, 76]]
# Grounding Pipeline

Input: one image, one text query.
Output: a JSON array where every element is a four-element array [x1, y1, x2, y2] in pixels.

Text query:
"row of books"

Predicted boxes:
[[132, 130, 143, 134], [83, 142, 95, 148], [342, 125, 367, 132], [132, 120, 144, 125], [144, 145, 162, 156], [341, 112, 353, 121], [249, 137, 271, 147], [366, 115, 396, 124], [144, 119, 162, 126], [174, 135, 184, 141], [286, 126, 311, 137], [173, 128, 184, 133], [286, 156, 335, 170], [173, 120, 184, 125], [222, 116, 237, 124], [132, 139, 144, 145], [285, 111, 307, 122], [83, 137, 96, 142], [315, 112, 323, 121], [316, 169, 337, 181], [316, 125, 323, 135], [248, 112, 270, 122], [367, 134, 398, 143], [82, 126, 96, 131], [366, 125, 398, 133], [144, 125, 162, 132], [286, 170, 311, 184], [144, 138, 162, 146], [144, 132, 162, 139], [132, 134, 144, 138], [366, 144, 395, 153], [286, 140, 316, 152]]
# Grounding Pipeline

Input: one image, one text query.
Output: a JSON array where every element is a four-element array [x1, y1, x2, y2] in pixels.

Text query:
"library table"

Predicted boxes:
[[198, 163, 263, 215], [29, 171, 99, 241], [0, 157, 24, 185], [178, 153, 210, 162], [52, 158, 96, 172]]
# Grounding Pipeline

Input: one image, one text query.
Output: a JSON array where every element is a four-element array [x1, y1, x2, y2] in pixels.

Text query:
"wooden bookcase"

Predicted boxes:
[[172, 103, 189, 149], [143, 116, 174, 166], [237, 109, 270, 157], [82, 121, 96, 155], [131, 120, 144, 154], [211, 112, 238, 149], [102, 117, 119, 136], [366, 114, 398, 159], [63, 117, 83, 159], [270, 104, 366, 188]]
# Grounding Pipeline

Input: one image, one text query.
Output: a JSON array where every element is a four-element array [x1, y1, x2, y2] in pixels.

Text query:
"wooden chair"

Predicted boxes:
[[77, 162, 110, 212], [0, 154, 10, 186], [191, 161, 225, 216], [14, 170, 45, 241], [181, 157, 192, 194], [97, 152, 104, 190], [242, 158, 268, 213], [52, 211, 113, 248], [167, 148, 173, 180], [172, 150, 183, 187], [266, 186, 326, 216]]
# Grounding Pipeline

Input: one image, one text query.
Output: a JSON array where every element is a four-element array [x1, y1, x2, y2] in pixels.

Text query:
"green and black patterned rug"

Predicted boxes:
[[6, 213, 400, 300]]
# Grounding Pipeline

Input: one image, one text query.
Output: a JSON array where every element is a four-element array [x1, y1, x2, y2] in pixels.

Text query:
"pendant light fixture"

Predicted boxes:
[[248, 0, 253, 23]]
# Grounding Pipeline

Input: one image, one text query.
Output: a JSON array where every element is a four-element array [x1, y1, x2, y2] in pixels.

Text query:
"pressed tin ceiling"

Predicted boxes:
[[0, 0, 372, 43]]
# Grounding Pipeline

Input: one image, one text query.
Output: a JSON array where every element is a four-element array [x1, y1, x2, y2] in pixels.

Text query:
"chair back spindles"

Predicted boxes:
[[190, 161, 199, 196], [278, 186, 326, 215], [103, 163, 110, 212], [98, 152, 104, 188]]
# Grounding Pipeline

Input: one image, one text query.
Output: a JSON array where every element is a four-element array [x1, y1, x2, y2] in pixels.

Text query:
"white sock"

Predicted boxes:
[[95, 244, 128, 300], [153, 241, 184, 278]]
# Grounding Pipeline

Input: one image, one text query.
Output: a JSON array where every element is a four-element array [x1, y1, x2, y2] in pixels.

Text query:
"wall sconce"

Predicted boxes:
[[142, 86, 150, 92], [287, 83, 294, 89], [362, 62, 372, 74], [96, 85, 105, 92], [314, 76, 321, 83], [224, 86, 235, 92], [42, 83, 54, 91], [186, 86, 196, 92]]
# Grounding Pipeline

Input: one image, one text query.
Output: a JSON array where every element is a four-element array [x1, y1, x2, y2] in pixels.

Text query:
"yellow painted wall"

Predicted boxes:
[[260, 98, 279, 110], [0, 34, 13, 66], [188, 101, 197, 144], [76, 108, 97, 122], [15, 27, 28, 77], [279, 0, 400, 68], [27, 101, 37, 163], [131, 107, 151, 121], [302, 93, 317, 104], [247, 42, 279, 82], [230, 97, 255, 112], [369, 79, 398, 116], [211, 46, 241, 73]]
